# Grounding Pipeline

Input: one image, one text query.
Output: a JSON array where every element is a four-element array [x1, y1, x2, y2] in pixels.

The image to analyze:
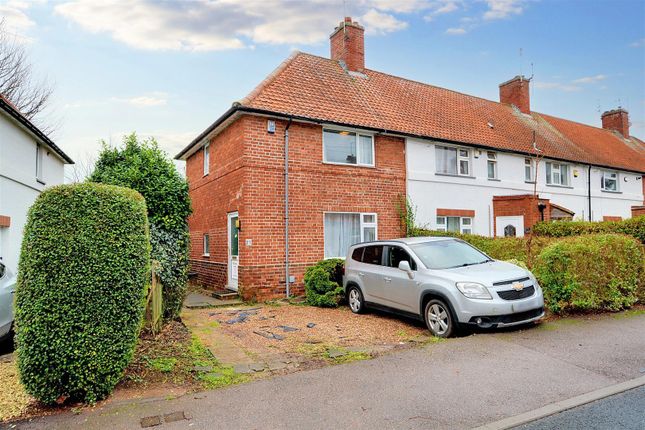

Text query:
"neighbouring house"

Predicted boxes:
[[177, 17, 645, 301], [0, 95, 73, 275]]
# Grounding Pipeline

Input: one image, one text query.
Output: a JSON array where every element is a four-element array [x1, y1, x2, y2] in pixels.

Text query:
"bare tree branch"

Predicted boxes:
[[0, 18, 54, 129]]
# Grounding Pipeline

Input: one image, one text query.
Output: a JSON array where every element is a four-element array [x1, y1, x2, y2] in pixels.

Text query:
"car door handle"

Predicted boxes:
[[384, 277, 392, 283], [358, 272, 365, 277]]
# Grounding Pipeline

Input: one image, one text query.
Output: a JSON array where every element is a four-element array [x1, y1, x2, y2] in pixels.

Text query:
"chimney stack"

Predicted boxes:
[[601, 108, 629, 139], [330, 17, 365, 72], [499, 75, 531, 114]]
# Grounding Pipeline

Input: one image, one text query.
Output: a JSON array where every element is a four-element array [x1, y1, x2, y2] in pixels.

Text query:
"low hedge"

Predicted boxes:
[[533, 234, 643, 314], [15, 183, 150, 404], [412, 229, 553, 267], [532, 216, 645, 243], [304, 259, 344, 307]]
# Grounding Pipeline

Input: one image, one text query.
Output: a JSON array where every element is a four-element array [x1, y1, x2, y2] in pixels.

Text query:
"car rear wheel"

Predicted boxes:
[[347, 286, 365, 314], [425, 299, 455, 338]]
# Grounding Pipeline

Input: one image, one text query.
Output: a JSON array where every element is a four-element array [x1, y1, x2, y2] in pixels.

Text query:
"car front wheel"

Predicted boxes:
[[347, 286, 365, 314], [425, 299, 455, 338]]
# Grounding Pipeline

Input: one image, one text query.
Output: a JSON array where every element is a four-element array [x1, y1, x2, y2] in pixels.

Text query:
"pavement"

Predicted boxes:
[[514, 386, 645, 430], [10, 311, 645, 430]]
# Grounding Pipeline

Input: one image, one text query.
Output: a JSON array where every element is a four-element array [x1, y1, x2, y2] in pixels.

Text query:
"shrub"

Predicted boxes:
[[412, 229, 554, 267], [15, 183, 149, 404], [533, 234, 643, 314], [532, 216, 645, 244], [89, 134, 191, 321], [304, 259, 344, 307]]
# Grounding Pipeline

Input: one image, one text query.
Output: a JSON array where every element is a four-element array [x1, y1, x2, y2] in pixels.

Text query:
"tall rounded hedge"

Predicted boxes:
[[15, 183, 150, 404], [532, 216, 645, 244], [89, 134, 191, 321], [304, 259, 344, 307], [533, 234, 643, 314]]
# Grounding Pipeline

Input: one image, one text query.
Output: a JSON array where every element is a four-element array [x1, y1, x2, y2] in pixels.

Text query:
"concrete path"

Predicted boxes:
[[12, 312, 645, 430]]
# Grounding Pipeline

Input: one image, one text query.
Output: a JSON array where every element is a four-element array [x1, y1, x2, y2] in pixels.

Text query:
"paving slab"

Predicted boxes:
[[183, 292, 242, 309]]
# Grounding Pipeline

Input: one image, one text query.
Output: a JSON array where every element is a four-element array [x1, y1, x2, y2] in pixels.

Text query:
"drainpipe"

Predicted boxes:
[[587, 165, 592, 221], [284, 117, 293, 298]]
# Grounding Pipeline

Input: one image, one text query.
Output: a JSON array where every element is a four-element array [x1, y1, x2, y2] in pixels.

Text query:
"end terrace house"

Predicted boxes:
[[177, 17, 645, 301], [0, 95, 73, 275]]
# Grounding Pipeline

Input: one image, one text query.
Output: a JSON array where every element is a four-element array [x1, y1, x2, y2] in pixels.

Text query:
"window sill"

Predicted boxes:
[[322, 161, 375, 169], [601, 189, 622, 194], [524, 180, 536, 184], [202, 173, 209, 178], [202, 254, 210, 258], [487, 178, 501, 182], [545, 184, 573, 189], [36, 179, 46, 185], [435, 173, 476, 179]]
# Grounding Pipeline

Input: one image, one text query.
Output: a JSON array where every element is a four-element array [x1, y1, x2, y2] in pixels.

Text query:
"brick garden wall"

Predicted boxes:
[[492, 194, 551, 236]]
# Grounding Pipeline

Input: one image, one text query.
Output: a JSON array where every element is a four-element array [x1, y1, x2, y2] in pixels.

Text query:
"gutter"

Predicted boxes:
[[588, 165, 592, 221], [176, 106, 645, 176], [284, 117, 293, 297]]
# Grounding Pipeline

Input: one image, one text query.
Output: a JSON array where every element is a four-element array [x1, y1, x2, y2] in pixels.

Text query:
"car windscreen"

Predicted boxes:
[[410, 240, 490, 270]]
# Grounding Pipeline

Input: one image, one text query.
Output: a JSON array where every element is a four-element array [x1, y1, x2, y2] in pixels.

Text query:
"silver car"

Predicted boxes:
[[343, 237, 545, 337], [0, 262, 16, 342]]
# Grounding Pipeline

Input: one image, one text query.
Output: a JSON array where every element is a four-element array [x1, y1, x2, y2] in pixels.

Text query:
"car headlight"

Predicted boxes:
[[456, 282, 492, 300]]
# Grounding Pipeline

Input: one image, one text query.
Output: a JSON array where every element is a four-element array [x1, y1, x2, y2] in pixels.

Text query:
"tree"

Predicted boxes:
[[0, 19, 53, 123], [89, 133, 192, 320]]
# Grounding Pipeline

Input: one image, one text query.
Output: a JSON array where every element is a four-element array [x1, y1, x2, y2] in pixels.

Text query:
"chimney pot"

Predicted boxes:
[[330, 17, 365, 72], [601, 108, 629, 139], [499, 75, 531, 114]]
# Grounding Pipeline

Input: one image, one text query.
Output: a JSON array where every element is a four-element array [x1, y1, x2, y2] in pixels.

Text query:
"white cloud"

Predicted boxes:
[[361, 9, 408, 35], [0, 0, 35, 37], [110, 93, 168, 107], [630, 38, 645, 48], [54, 0, 422, 52], [445, 27, 467, 35], [424, 1, 459, 21], [483, 0, 525, 20], [572, 74, 607, 84], [534, 81, 581, 92]]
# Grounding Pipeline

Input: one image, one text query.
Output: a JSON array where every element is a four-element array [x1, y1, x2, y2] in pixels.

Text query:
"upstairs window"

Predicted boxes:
[[524, 158, 535, 182], [487, 151, 498, 179], [546, 162, 570, 186], [602, 171, 618, 191], [436, 146, 470, 176], [36, 143, 44, 183], [323, 129, 374, 166], [203, 143, 210, 176]]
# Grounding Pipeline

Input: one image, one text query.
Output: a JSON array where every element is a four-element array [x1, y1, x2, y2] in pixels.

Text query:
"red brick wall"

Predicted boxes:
[[437, 208, 475, 217], [601, 109, 629, 138], [630, 206, 645, 217], [499, 76, 530, 114], [330, 18, 365, 72], [492, 194, 550, 236], [603, 216, 622, 222], [186, 114, 406, 301]]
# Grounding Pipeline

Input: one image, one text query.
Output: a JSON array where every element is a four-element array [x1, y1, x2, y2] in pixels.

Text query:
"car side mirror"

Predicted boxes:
[[398, 260, 414, 279]]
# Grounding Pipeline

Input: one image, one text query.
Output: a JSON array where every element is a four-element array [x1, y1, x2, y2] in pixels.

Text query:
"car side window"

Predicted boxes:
[[361, 245, 383, 265], [387, 246, 417, 270], [351, 247, 363, 262]]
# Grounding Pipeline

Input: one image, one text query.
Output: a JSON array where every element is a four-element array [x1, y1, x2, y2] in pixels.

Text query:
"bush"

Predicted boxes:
[[533, 216, 645, 244], [304, 259, 344, 307], [412, 229, 554, 267], [89, 134, 191, 321], [15, 183, 150, 404], [533, 234, 643, 314]]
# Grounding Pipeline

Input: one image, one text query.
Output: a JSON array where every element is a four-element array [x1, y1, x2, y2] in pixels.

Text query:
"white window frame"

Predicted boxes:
[[36, 143, 44, 183], [436, 216, 473, 234], [203, 143, 210, 176], [524, 158, 535, 183], [546, 161, 570, 186], [487, 151, 498, 179], [203, 234, 210, 256], [601, 171, 619, 192], [322, 127, 375, 167], [435, 145, 471, 177], [323, 211, 378, 259]]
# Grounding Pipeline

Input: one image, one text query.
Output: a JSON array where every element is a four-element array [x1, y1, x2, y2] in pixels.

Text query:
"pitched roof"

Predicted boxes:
[[182, 52, 645, 173], [0, 94, 74, 164]]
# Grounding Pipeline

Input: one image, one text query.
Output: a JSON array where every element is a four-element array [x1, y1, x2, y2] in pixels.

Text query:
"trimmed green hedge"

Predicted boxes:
[[533, 234, 643, 313], [412, 229, 554, 267], [532, 216, 645, 243], [304, 259, 344, 307], [15, 183, 150, 404]]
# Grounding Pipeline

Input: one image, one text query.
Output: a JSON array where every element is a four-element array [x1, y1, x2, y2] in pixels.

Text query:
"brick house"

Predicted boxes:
[[176, 17, 645, 301]]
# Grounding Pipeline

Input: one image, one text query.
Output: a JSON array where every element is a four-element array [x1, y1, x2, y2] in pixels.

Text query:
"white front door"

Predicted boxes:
[[496, 216, 524, 237], [227, 212, 239, 291]]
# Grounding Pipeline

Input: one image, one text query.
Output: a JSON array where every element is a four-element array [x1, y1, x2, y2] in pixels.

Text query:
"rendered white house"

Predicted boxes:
[[0, 95, 73, 275]]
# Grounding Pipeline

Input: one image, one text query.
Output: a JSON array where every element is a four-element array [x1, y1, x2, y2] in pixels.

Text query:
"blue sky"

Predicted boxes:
[[1, 0, 644, 171]]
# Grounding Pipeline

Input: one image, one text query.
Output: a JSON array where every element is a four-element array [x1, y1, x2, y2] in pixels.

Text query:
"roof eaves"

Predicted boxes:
[[0, 95, 74, 164]]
